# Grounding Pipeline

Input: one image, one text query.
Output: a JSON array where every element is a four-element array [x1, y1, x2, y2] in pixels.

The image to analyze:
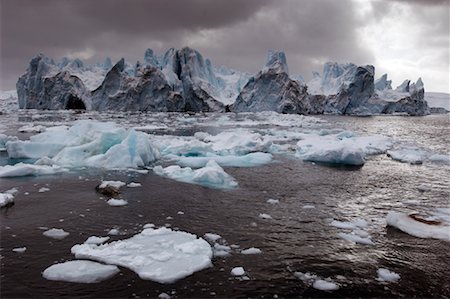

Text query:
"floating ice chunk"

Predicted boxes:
[[428, 154, 450, 164], [71, 227, 212, 283], [258, 213, 272, 219], [302, 205, 315, 209], [153, 160, 238, 189], [0, 192, 15, 208], [294, 271, 317, 282], [176, 152, 272, 168], [18, 124, 46, 133], [296, 132, 392, 165], [38, 187, 50, 193], [330, 218, 368, 230], [204, 233, 222, 242], [85, 236, 110, 245], [213, 243, 232, 257], [127, 182, 142, 188], [387, 147, 429, 164], [377, 268, 400, 282], [0, 134, 18, 151], [107, 198, 128, 207], [267, 199, 279, 204], [313, 279, 339, 291], [337, 232, 374, 245], [99, 181, 126, 189], [386, 211, 450, 241], [241, 247, 262, 255], [12, 247, 26, 253], [42, 260, 119, 283], [0, 163, 67, 178], [107, 228, 120, 235], [43, 228, 70, 240], [158, 292, 171, 299], [201, 130, 272, 155], [143, 223, 155, 229], [231, 267, 245, 276]]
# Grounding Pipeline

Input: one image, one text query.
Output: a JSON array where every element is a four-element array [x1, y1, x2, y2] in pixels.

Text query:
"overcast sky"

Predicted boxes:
[[1, 0, 449, 92]]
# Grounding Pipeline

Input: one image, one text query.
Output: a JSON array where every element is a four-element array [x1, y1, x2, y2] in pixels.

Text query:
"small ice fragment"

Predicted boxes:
[[38, 187, 50, 193], [259, 213, 272, 219], [241, 247, 262, 255], [99, 181, 126, 189], [204, 233, 222, 242], [231, 267, 245, 276], [143, 223, 155, 229], [107, 198, 128, 207], [107, 229, 120, 235], [42, 260, 119, 283], [267, 199, 279, 204], [177, 211, 184, 215], [302, 205, 315, 209], [377, 268, 400, 282], [12, 247, 26, 253], [337, 232, 374, 245], [312, 279, 339, 291], [43, 228, 70, 240], [158, 292, 171, 299], [127, 182, 142, 188], [84, 236, 110, 245]]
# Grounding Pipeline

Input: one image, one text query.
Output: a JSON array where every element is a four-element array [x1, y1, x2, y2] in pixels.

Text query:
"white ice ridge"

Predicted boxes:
[[4, 120, 159, 170], [43, 260, 119, 283], [71, 227, 213, 283], [153, 160, 238, 189], [296, 131, 392, 165], [386, 211, 450, 241]]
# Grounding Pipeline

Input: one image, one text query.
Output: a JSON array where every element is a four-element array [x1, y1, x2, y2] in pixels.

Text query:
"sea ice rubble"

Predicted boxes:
[[42, 260, 119, 283], [107, 198, 128, 207], [43, 228, 70, 240], [386, 211, 450, 241], [71, 227, 212, 283], [153, 160, 238, 189], [377, 268, 400, 282]]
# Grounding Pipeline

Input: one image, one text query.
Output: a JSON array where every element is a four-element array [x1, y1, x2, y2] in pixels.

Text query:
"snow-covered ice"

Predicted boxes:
[[43, 228, 70, 240], [231, 267, 245, 276], [153, 160, 238, 189], [377, 268, 400, 282], [386, 211, 450, 241], [107, 198, 128, 207], [71, 227, 212, 283], [42, 260, 119, 283], [0, 190, 16, 208]]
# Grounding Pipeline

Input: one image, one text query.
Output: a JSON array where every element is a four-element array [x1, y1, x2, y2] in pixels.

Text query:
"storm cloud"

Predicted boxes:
[[1, 0, 448, 92]]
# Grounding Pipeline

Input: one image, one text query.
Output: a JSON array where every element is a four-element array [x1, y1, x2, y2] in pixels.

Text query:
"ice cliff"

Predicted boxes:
[[16, 47, 429, 115]]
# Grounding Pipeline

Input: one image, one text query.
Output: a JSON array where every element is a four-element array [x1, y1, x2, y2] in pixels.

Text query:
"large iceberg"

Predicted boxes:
[[16, 47, 430, 115]]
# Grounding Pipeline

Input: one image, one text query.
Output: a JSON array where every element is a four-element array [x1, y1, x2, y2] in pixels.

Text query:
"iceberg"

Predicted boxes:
[[153, 160, 238, 189], [5, 120, 160, 170], [71, 227, 213, 283]]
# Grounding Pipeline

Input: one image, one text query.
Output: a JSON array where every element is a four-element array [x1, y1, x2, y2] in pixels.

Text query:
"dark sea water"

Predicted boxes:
[[1, 110, 449, 298]]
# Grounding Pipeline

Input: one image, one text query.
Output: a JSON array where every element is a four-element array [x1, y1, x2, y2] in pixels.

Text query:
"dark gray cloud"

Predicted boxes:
[[1, 0, 448, 92]]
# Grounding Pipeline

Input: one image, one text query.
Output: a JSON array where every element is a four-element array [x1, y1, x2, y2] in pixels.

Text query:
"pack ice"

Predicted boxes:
[[3, 120, 159, 174], [71, 227, 213, 283]]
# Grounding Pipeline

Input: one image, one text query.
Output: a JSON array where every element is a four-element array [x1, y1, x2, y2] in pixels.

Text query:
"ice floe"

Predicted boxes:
[[258, 213, 272, 219], [0, 163, 67, 178], [387, 147, 429, 164], [43, 228, 70, 240], [127, 182, 142, 188], [240, 247, 262, 255], [12, 247, 26, 253], [386, 211, 450, 241], [71, 227, 212, 283], [377, 268, 400, 282], [204, 233, 222, 242], [313, 279, 339, 291], [43, 260, 119, 283], [153, 160, 238, 189], [296, 132, 392, 165], [99, 181, 126, 189], [38, 187, 50, 193], [267, 199, 279, 204]]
